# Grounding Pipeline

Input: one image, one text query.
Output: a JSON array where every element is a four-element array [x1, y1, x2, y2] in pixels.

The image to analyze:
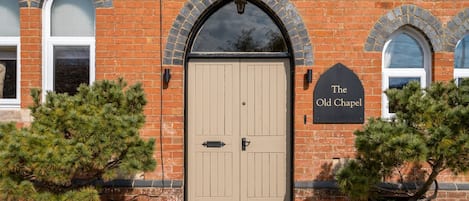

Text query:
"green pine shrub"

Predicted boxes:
[[337, 79, 469, 201], [0, 79, 156, 200]]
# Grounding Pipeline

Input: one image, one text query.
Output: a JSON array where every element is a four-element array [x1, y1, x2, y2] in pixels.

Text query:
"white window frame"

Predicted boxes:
[[0, 37, 21, 108], [454, 34, 469, 84], [382, 27, 432, 118], [42, 0, 95, 99], [454, 70, 469, 86]]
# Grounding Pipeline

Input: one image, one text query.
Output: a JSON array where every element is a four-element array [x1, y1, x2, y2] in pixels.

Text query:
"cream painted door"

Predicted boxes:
[[188, 59, 290, 201]]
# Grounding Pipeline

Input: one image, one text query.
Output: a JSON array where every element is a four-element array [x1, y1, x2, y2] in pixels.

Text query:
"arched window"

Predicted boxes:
[[454, 34, 469, 85], [0, 0, 20, 107], [382, 27, 432, 117], [191, 2, 287, 54], [43, 0, 95, 95]]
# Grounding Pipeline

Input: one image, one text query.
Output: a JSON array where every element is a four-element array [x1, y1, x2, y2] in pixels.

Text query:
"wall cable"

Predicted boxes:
[[158, 0, 165, 189]]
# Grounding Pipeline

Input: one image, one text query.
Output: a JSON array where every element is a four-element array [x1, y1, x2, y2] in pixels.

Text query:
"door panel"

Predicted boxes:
[[240, 60, 289, 201], [188, 59, 289, 201], [188, 60, 240, 201], [246, 152, 285, 198], [195, 152, 234, 198]]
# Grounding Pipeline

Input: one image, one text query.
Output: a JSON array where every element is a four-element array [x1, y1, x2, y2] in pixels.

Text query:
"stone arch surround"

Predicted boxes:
[[446, 8, 469, 51], [364, 4, 444, 52], [163, 0, 313, 66]]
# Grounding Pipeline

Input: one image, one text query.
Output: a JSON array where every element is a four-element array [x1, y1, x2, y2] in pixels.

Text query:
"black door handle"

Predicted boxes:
[[202, 141, 226, 148], [242, 137, 250, 151]]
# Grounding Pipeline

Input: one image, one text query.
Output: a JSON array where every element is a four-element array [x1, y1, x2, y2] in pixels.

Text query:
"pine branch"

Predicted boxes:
[[105, 158, 123, 170], [410, 162, 443, 200], [0, 79, 155, 199], [105, 147, 128, 170], [373, 185, 413, 198]]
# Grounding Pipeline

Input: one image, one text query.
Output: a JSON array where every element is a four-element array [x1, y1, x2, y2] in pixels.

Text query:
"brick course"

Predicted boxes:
[[20, 0, 113, 8], [294, 188, 469, 201], [19, 7, 41, 108], [8, 0, 469, 200]]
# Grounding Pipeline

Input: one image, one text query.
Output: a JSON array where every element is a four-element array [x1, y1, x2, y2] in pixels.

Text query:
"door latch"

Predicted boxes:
[[202, 141, 226, 148], [241, 137, 251, 151]]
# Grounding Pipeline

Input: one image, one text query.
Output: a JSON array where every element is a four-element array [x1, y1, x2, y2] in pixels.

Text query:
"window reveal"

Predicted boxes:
[[0, 0, 20, 106], [53, 46, 90, 95], [384, 33, 423, 69], [43, 0, 95, 96], [455, 35, 469, 69], [0, 0, 20, 36], [454, 35, 469, 84], [51, 0, 95, 36], [382, 27, 431, 118], [388, 77, 420, 113], [0, 47, 16, 99], [388, 77, 421, 90]]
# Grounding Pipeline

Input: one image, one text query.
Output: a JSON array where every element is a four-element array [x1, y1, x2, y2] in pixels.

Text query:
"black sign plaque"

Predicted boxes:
[[313, 63, 364, 124]]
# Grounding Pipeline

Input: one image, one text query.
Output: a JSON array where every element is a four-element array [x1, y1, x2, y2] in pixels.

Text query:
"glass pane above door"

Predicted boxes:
[[192, 2, 287, 53]]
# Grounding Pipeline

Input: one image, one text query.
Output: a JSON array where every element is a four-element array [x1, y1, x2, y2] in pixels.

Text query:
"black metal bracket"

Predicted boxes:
[[242, 137, 251, 151], [202, 141, 226, 148], [163, 68, 171, 84], [305, 69, 313, 84]]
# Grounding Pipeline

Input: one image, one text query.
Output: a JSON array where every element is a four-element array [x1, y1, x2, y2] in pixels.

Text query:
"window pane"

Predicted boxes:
[[388, 77, 420, 113], [384, 33, 423, 68], [455, 35, 469, 68], [456, 77, 469, 87], [51, 0, 95, 36], [0, 0, 20, 36], [0, 46, 17, 99], [54, 46, 89, 95], [389, 77, 420, 89], [192, 2, 287, 52]]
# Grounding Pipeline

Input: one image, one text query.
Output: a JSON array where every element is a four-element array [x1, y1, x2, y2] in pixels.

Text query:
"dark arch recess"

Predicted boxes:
[[164, 0, 313, 66], [19, 0, 113, 8], [364, 4, 443, 52]]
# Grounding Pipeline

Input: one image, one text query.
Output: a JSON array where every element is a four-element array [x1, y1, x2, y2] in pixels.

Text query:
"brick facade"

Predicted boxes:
[[19, 0, 113, 8], [295, 188, 469, 201], [4, 0, 469, 200]]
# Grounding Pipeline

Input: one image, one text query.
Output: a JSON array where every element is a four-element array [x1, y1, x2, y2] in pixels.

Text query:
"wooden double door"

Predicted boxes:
[[187, 59, 291, 201]]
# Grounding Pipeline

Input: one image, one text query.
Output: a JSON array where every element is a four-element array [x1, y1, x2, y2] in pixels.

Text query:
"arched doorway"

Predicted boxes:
[[186, 1, 293, 201]]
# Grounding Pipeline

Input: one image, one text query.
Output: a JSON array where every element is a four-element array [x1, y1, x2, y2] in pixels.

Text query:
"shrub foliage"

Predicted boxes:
[[337, 79, 469, 200], [0, 79, 156, 200]]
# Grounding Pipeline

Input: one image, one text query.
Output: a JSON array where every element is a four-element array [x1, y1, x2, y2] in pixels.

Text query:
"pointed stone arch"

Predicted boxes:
[[446, 8, 469, 51], [364, 5, 444, 52], [163, 0, 313, 66]]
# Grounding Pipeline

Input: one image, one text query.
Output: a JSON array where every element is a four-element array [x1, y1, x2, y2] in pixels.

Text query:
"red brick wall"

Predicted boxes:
[[20, 7, 41, 108], [15, 0, 469, 200], [100, 188, 183, 201], [94, 0, 185, 181], [17, 0, 186, 182], [291, 0, 469, 183], [295, 188, 469, 201]]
